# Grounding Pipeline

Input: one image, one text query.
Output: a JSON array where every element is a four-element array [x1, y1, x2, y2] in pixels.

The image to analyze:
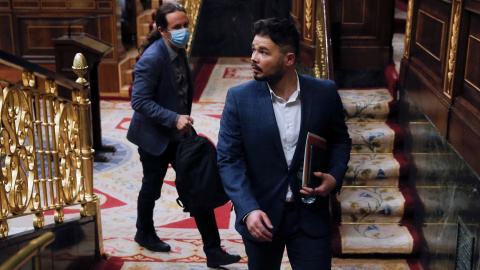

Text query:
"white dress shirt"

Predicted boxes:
[[268, 73, 301, 202]]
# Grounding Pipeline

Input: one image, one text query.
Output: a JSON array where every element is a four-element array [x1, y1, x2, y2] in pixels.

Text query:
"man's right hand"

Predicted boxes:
[[245, 210, 273, 242], [177, 115, 194, 133]]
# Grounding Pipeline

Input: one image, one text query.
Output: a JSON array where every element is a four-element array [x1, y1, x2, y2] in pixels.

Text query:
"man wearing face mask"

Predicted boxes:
[[126, 3, 241, 268]]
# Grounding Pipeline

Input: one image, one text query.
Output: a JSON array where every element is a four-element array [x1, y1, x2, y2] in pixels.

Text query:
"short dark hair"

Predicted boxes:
[[252, 17, 300, 57]]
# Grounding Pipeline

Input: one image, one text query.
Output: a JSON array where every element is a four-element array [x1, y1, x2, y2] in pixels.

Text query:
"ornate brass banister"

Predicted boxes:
[[0, 49, 98, 239]]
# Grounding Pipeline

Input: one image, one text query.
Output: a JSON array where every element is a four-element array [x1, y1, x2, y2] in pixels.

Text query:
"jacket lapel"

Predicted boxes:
[[256, 83, 288, 168], [158, 38, 180, 98]]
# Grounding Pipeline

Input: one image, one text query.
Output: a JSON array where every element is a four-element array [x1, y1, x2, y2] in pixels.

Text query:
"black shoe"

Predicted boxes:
[[134, 231, 171, 252], [206, 249, 241, 268]]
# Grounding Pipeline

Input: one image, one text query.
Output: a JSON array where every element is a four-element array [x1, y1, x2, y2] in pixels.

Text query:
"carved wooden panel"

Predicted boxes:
[[448, 8, 480, 175], [17, 16, 94, 61], [411, 1, 450, 79], [0, 0, 123, 94], [463, 34, 480, 105], [400, 0, 452, 137], [0, 0, 10, 9], [342, 0, 365, 24], [0, 14, 14, 54], [401, 0, 480, 175], [328, 0, 394, 69], [416, 10, 444, 61]]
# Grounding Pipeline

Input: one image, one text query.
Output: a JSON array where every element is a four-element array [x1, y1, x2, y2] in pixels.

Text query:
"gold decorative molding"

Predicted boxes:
[[304, 0, 313, 40], [181, 0, 203, 55], [315, 18, 327, 79], [443, 0, 463, 98], [403, 0, 414, 59], [314, 0, 331, 79]]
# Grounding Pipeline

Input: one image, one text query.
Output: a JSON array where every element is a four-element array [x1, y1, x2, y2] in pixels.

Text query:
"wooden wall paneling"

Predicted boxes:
[[401, 0, 452, 136], [0, 14, 14, 54], [0, 0, 125, 94], [328, 0, 394, 69], [458, 4, 480, 107], [448, 6, 480, 175], [16, 14, 99, 62], [404, 57, 450, 135], [411, 0, 450, 81], [449, 98, 480, 174], [299, 0, 316, 68], [0, 0, 10, 9], [291, 0, 300, 20]]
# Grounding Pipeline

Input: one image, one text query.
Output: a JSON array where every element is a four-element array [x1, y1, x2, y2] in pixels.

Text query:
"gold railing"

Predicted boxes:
[[179, 0, 203, 55], [0, 50, 99, 240]]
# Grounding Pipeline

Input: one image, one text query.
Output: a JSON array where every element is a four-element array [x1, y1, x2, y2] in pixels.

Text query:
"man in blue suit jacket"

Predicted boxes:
[[217, 18, 351, 269], [127, 3, 240, 268]]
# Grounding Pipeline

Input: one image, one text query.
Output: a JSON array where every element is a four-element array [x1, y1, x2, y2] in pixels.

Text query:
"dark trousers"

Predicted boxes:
[[136, 143, 221, 255], [242, 207, 332, 270]]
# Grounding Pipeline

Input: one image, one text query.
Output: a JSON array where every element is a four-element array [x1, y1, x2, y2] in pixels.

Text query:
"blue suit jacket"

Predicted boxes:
[[217, 75, 351, 241], [127, 38, 193, 155]]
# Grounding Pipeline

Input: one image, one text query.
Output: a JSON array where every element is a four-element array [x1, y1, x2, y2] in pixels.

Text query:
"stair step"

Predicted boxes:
[[332, 258, 423, 270], [333, 187, 414, 223], [345, 153, 406, 186], [333, 223, 420, 256], [339, 88, 395, 122], [348, 122, 397, 154]]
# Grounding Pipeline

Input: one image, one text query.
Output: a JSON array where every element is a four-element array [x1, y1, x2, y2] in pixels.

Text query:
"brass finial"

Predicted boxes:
[[72, 53, 89, 84]]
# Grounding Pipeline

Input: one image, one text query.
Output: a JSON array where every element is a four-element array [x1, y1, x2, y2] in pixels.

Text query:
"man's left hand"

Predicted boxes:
[[300, 172, 337, 197]]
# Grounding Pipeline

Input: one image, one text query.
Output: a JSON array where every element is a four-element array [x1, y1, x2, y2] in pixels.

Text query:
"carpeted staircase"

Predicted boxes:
[[92, 57, 424, 269], [332, 87, 421, 262]]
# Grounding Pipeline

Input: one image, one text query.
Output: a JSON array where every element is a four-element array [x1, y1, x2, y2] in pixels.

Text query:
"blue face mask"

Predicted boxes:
[[166, 28, 190, 48]]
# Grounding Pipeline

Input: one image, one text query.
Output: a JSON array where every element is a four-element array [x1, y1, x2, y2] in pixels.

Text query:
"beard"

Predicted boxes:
[[252, 61, 286, 84]]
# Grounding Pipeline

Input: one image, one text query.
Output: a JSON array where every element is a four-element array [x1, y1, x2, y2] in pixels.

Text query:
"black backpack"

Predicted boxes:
[[175, 133, 230, 213]]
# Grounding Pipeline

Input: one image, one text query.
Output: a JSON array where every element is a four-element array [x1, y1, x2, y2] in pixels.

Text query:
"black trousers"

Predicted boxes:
[[242, 207, 332, 270], [136, 143, 221, 255]]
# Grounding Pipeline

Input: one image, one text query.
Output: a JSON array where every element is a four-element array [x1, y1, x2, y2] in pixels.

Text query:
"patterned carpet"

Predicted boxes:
[[93, 58, 422, 269]]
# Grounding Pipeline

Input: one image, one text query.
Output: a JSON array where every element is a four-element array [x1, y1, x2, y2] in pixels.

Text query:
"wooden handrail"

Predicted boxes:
[[0, 50, 86, 92], [0, 232, 55, 270]]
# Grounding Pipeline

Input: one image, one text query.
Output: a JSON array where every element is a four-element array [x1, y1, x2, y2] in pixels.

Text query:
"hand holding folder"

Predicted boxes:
[[302, 132, 328, 188]]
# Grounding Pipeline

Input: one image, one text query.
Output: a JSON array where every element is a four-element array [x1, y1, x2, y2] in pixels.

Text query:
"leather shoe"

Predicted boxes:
[[134, 231, 171, 252], [206, 249, 241, 268]]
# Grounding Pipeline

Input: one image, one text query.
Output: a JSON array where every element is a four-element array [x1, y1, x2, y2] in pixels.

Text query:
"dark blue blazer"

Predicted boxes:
[[127, 38, 193, 155], [217, 75, 351, 241]]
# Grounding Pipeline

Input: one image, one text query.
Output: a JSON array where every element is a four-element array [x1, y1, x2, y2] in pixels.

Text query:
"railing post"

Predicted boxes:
[[72, 53, 97, 215], [72, 52, 103, 254]]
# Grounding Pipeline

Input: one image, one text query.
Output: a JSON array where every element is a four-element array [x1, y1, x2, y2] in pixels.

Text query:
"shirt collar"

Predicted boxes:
[[268, 71, 301, 102], [163, 38, 178, 61]]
